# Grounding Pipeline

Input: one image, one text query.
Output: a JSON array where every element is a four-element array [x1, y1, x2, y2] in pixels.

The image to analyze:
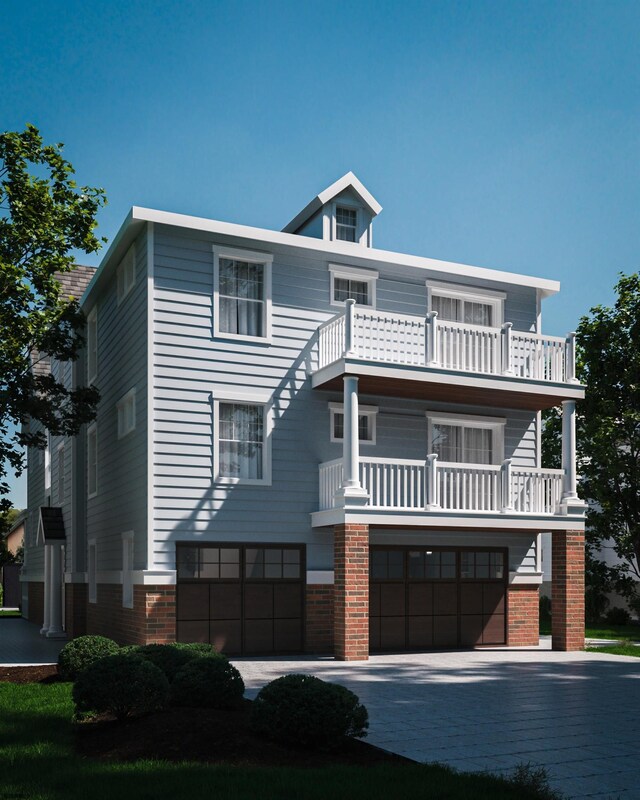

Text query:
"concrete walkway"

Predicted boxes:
[[0, 617, 65, 665], [236, 646, 640, 800]]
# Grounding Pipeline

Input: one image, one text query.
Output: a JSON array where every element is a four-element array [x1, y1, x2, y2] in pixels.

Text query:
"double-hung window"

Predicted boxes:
[[428, 413, 505, 466], [214, 392, 271, 484], [329, 265, 377, 308], [214, 247, 273, 341], [428, 282, 504, 328], [335, 206, 357, 242]]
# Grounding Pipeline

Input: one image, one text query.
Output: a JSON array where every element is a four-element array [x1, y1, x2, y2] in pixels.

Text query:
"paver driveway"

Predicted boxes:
[[237, 642, 640, 800]]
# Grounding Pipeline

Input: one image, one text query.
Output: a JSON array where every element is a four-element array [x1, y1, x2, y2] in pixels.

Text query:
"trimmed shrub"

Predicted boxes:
[[170, 655, 244, 709], [127, 643, 216, 682], [539, 595, 551, 621], [58, 635, 120, 681], [174, 642, 217, 656], [73, 653, 169, 720], [605, 606, 632, 626], [251, 673, 368, 749]]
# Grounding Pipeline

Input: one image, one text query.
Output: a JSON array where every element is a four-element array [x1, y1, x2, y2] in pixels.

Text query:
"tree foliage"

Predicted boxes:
[[0, 125, 106, 510], [542, 273, 640, 601]]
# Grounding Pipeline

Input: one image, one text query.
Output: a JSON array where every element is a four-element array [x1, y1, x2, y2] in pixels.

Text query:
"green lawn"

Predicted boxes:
[[585, 644, 640, 658], [0, 682, 558, 800], [540, 619, 640, 641], [0, 609, 21, 617]]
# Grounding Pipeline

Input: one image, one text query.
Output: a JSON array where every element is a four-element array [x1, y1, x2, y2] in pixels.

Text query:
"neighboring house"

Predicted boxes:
[[22, 172, 587, 658], [4, 509, 26, 556]]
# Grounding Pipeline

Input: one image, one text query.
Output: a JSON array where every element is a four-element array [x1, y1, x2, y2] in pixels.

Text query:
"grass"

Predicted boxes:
[[585, 643, 640, 658], [0, 609, 21, 617], [0, 682, 558, 800], [539, 618, 640, 641]]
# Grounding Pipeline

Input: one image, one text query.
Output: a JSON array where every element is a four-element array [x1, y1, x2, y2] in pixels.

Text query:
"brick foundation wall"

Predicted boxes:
[[507, 585, 540, 646], [85, 584, 176, 645], [64, 583, 87, 639], [552, 530, 585, 651], [334, 524, 369, 661], [27, 582, 44, 626], [305, 584, 334, 653]]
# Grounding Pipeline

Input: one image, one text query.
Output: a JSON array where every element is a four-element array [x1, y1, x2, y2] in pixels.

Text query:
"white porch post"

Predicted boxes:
[[426, 311, 439, 366], [344, 298, 356, 357], [335, 375, 368, 507], [40, 544, 51, 635], [425, 453, 440, 510], [501, 322, 514, 375], [500, 458, 513, 513], [46, 543, 66, 639], [565, 332, 578, 383], [561, 399, 577, 500]]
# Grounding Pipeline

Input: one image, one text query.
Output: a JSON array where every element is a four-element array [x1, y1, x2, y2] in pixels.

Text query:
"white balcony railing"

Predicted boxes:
[[319, 456, 564, 515], [316, 303, 576, 384]]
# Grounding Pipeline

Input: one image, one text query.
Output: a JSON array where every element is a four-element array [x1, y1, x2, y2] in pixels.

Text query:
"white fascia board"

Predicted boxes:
[[91, 206, 560, 300], [282, 171, 383, 233], [310, 509, 586, 532]]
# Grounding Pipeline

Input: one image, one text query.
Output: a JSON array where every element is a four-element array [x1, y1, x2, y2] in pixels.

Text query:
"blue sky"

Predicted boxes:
[[3, 0, 639, 508]]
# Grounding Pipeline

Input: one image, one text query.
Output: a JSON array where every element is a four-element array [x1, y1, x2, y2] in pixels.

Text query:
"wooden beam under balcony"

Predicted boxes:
[[312, 359, 584, 411]]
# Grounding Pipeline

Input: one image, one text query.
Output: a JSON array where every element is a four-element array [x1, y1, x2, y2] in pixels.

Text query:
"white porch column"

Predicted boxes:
[[335, 375, 368, 507], [40, 544, 51, 635], [46, 543, 66, 639], [561, 399, 577, 500], [425, 453, 440, 510], [426, 311, 439, 366]]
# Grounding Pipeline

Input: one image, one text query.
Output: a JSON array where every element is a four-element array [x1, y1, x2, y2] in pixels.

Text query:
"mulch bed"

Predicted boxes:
[[75, 699, 412, 768], [0, 665, 60, 683]]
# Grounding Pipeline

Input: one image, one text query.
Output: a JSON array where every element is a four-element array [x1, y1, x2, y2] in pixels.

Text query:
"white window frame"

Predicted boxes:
[[116, 244, 136, 304], [87, 423, 98, 499], [329, 402, 378, 445], [212, 387, 273, 486], [57, 442, 65, 505], [426, 411, 506, 466], [212, 246, 273, 343], [116, 388, 136, 439], [426, 280, 505, 327], [88, 539, 97, 604], [122, 531, 134, 609], [87, 306, 98, 384], [329, 264, 378, 309], [334, 204, 358, 242]]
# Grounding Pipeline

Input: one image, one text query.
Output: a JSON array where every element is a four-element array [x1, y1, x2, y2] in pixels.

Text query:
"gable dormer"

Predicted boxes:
[[282, 171, 382, 247]]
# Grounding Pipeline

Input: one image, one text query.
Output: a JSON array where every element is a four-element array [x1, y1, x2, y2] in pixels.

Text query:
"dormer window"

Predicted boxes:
[[336, 206, 357, 242]]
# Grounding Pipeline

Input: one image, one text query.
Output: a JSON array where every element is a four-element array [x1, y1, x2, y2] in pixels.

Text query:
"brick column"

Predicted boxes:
[[507, 585, 539, 646], [334, 523, 369, 661], [552, 530, 585, 651]]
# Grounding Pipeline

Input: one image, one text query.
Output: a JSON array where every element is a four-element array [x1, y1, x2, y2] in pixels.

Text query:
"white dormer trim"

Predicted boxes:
[[282, 171, 382, 234]]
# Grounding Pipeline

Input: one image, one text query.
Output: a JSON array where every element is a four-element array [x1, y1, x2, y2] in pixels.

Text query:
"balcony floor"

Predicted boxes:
[[312, 358, 585, 411]]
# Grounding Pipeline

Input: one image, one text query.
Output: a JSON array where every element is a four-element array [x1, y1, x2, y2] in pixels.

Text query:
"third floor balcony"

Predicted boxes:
[[312, 301, 584, 410]]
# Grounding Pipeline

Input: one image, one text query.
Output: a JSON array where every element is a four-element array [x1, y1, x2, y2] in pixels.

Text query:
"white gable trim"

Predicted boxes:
[[282, 171, 382, 234]]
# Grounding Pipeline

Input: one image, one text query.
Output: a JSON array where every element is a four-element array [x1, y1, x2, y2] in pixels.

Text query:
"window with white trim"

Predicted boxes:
[[44, 431, 51, 492], [428, 283, 504, 328], [213, 248, 273, 341], [117, 388, 136, 439], [428, 413, 505, 465], [87, 306, 98, 383], [336, 206, 357, 242], [329, 403, 378, 445], [88, 541, 97, 603], [116, 244, 136, 304], [329, 265, 377, 308], [57, 443, 65, 504], [122, 532, 134, 608], [216, 402, 268, 483], [87, 424, 98, 498]]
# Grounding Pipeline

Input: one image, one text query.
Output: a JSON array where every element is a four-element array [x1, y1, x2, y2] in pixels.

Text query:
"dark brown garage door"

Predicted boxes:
[[176, 543, 305, 656], [370, 547, 507, 652]]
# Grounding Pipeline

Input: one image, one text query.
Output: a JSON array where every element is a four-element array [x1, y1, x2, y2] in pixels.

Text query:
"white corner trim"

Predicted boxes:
[[146, 222, 155, 571], [509, 571, 544, 585], [133, 570, 177, 585], [307, 570, 335, 585]]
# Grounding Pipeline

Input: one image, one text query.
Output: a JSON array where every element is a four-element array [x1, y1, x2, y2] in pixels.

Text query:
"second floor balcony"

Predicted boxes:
[[312, 301, 584, 410]]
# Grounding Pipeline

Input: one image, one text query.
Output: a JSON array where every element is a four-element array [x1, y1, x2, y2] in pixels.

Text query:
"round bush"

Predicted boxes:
[[251, 673, 368, 749], [170, 656, 244, 709], [73, 653, 169, 720], [605, 606, 632, 625], [57, 635, 120, 681], [174, 642, 218, 657], [127, 643, 217, 682]]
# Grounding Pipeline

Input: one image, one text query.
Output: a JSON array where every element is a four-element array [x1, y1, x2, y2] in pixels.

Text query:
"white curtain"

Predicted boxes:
[[219, 403, 263, 479]]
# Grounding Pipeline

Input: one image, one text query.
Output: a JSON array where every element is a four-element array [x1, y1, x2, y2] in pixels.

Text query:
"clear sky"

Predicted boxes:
[[3, 0, 639, 508]]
